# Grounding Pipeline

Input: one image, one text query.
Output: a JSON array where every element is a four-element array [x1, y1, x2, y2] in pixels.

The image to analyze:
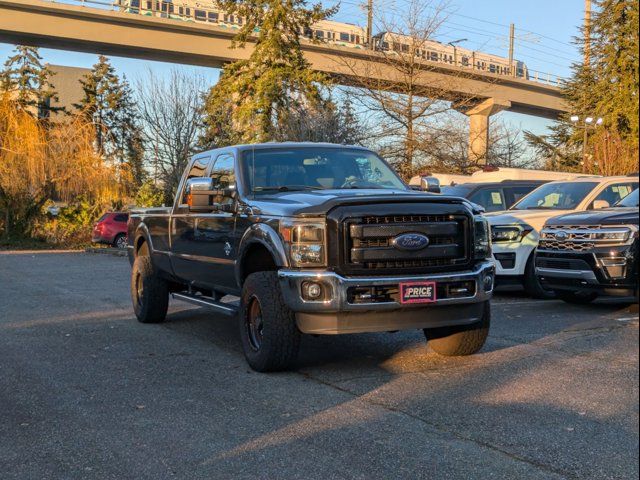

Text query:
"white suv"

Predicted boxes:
[[486, 175, 639, 298]]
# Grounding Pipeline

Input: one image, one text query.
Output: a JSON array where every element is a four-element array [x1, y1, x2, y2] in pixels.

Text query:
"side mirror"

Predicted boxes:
[[420, 176, 441, 193], [186, 177, 215, 212], [592, 199, 610, 209]]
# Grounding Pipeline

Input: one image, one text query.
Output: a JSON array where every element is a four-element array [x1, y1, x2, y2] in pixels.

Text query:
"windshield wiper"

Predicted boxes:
[[252, 186, 324, 193]]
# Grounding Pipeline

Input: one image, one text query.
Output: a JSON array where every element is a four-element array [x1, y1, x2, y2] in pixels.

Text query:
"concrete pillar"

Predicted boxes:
[[463, 98, 511, 165]]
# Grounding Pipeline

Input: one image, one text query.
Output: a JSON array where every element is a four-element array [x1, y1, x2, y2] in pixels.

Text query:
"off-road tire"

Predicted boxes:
[[131, 255, 169, 324], [239, 272, 301, 372], [423, 301, 490, 356], [557, 291, 598, 304], [524, 254, 555, 299], [113, 233, 128, 249]]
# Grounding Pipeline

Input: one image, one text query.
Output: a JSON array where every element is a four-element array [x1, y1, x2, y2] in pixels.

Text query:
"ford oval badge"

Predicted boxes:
[[554, 230, 568, 241], [392, 233, 430, 251]]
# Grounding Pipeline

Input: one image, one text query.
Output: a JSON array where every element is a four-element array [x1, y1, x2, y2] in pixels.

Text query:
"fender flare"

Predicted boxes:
[[235, 223, 289, 286], [133, 223, 154, 255]]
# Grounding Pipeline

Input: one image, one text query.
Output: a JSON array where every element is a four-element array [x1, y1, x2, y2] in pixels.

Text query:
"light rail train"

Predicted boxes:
[[116, 0, 529, 79]]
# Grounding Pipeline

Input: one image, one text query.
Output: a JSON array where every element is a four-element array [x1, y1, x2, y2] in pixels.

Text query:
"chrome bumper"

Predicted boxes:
[[278, 261, 495, 313]]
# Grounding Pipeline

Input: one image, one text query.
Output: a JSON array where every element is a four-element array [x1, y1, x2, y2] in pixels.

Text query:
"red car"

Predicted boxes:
[[92, 212, 129, 249]]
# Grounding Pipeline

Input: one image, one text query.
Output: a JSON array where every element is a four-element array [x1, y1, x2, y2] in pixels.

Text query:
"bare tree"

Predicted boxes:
[[337, 0, 488, 178], [135, 69, 205, 201], [411, 112, 534, 174]]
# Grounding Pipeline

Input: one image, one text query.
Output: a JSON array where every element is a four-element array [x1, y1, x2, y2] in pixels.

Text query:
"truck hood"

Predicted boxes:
[[247, 189, 476, 217], [484, 209, 574, 231], [545, 207, 639, 227]]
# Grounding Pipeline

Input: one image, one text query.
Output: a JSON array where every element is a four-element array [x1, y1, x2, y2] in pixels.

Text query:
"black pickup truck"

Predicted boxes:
[[536, 188, 639, 304], [128, 143, 495, 371]]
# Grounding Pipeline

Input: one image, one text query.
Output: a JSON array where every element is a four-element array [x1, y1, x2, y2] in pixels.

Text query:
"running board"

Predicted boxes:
[[172, 292, 238, 316]]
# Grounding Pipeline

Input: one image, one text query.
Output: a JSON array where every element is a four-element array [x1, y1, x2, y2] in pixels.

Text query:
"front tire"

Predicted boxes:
[[423, 301, 490, 356], [557, 291, 598, 304], [131, 255, 169, 323], [239, 272, 301, 372]]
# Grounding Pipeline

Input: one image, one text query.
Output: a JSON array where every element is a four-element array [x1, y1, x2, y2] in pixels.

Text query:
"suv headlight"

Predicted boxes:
[[491, 224, 533, 243], [592, 229, 631, 242], [279, 219, 326, 267], [474, 216, 491, 259]]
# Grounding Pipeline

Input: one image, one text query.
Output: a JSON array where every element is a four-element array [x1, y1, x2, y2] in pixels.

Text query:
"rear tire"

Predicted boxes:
[[131, 255, 169, 323], [557, 291, 598, 304], [524, 254, 555, 299], [424, 301, 490, 356], [239, 272, 301, 372]]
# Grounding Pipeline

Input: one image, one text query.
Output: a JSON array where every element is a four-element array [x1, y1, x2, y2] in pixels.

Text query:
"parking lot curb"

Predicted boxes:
[[85, 247, 128, 257]]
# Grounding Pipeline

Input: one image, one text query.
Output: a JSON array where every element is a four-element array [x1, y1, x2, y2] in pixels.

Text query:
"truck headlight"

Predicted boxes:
[[491, 225, 532, 243], [280, 219, 326, 267], [474, 216, 491, 259]]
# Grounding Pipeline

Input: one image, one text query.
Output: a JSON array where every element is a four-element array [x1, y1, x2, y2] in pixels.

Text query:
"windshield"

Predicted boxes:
[[511, 182, 598, 210], [615, 188, 639, 207], [242, 147, 407, 193]]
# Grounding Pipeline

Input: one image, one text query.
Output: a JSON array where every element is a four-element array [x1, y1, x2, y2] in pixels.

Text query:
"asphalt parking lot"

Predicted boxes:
[[0, 251, 638, 480]]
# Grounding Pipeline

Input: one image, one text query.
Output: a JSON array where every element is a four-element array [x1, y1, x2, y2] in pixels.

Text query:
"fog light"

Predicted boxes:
[[600, 257, 627, 279], [302, 281, 323, 300], [483, 273, 494, 292]]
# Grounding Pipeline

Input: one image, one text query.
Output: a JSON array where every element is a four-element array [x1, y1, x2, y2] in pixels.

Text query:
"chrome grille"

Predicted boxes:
[[538, 240, 595, 252], [539, 224, 635, 250]]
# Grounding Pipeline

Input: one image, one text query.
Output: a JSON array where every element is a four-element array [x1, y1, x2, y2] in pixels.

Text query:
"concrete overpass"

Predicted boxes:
[[0, 0, 568, 162]]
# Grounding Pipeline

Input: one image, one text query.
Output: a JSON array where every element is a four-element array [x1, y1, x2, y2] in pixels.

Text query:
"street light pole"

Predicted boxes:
[[571, 115, 603, 173]]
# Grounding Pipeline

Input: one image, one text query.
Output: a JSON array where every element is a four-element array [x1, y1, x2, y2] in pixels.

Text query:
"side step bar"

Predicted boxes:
[[172, 292, 238, 316]]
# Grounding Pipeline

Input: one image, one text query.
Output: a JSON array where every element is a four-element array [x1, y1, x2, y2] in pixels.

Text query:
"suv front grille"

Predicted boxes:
[[538, 240, 595, 252], [346, 214, 469, 272]]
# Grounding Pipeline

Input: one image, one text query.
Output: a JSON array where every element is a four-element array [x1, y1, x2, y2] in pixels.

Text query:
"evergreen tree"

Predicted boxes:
[[75, 55, 121, 155], [76, 57, 145, 189], [202, 0, 337, 144], [0, 45, 59, 116], [528, 0, 638, 172]]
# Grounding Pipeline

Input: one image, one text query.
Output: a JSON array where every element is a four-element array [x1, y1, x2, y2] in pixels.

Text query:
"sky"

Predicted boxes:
[[0, 0, 585, 136]]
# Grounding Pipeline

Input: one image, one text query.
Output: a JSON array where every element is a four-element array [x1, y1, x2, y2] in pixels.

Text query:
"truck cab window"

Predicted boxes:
[[181, 156, 211, 205], [211, 154, 236, 205]]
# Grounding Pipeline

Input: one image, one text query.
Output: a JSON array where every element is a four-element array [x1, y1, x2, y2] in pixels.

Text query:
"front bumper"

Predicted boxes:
[[535, 247, 638, 297], [278, 261, 494, 334]]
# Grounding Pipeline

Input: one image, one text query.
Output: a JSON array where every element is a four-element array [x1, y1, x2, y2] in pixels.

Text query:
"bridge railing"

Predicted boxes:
[[41, 0, 567, 87]]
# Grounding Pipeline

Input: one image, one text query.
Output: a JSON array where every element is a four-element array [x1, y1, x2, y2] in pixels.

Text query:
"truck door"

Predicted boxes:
[[171, 153, 238, 292]]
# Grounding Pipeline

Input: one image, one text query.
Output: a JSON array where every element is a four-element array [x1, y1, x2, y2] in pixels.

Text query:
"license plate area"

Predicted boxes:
[[399, 281, 437, 304]]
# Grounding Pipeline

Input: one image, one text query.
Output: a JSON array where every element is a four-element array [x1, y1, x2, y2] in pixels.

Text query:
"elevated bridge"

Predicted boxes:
[[0, 0, 569, 161]]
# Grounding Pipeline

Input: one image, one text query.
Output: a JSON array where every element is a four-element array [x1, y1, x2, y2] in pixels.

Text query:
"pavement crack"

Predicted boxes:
[[298, 370, 575, 480]]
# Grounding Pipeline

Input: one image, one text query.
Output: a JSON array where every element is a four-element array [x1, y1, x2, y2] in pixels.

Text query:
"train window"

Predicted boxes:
[[208, 11, 218, 21], [131, 0, 140, 7], [430, 52, 438, 61], [237, 16, 243, 25], [401, 44, 409, 53], [489, 64, 496, 73], [355, 35, 360, 44], [315, 30, 324, 39], [195, 9, 205, 20], [178, 6, 182, 14], [382, 42, 389, 50], [340, 32, 350, 42], [461, 56, 469, 66], [185, 7, 190, 15], [145, 0, 151, 8]]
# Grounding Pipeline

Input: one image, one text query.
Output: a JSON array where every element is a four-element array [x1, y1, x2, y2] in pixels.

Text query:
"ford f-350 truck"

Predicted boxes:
[[128, 143, 495, 371]]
